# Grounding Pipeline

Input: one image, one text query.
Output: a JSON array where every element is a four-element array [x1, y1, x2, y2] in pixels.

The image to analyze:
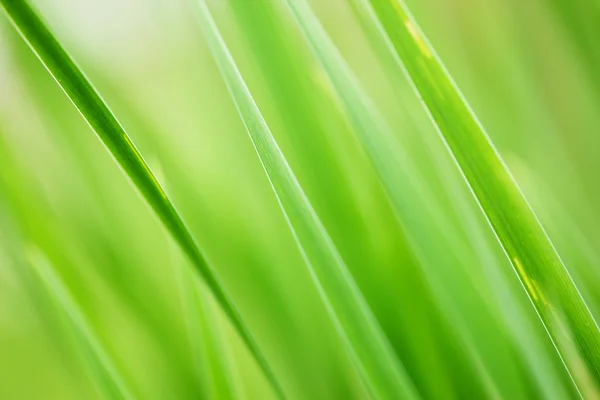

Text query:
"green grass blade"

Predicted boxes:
[[513, 156, 600, 322], [279, 0, 523, 397], [0, 1, 282, 396], [174, 248, 242, 400], [26, 248, 135, 400], [192, 1, 419, 399], [344, 1, 576, 397], [367, 0, 600, 388]]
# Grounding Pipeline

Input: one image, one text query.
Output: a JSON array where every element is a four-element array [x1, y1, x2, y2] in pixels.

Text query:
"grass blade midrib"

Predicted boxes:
[[368, 0, 600, 388], [0, 1, 283, 397]]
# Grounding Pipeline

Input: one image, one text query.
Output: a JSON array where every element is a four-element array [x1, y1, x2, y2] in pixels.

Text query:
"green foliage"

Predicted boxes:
[[0, 0, 282, 397], [367, 0, 600, 392], [27, 249, 136, 400], [193, 2, 418, 398], [1, 0, 599, 398]]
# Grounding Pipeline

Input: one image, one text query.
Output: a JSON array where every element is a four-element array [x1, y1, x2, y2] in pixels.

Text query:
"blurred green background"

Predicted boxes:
[[0, 0, 599, 398]]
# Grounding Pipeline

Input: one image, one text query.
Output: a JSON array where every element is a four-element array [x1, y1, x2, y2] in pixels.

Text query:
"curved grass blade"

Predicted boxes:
[[367, 0, 600, 389], [26, 247, 136, 400], [191, 1, 419, 399], [0, 1, 283, 397]]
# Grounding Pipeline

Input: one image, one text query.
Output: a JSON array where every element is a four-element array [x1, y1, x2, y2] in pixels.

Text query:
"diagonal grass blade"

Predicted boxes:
[[191, 1, 419, 399], [344, 0, 577, 397], [367, 0, 600, 390], [0, 1, 283, 397], [27, 248, 136, 400]]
